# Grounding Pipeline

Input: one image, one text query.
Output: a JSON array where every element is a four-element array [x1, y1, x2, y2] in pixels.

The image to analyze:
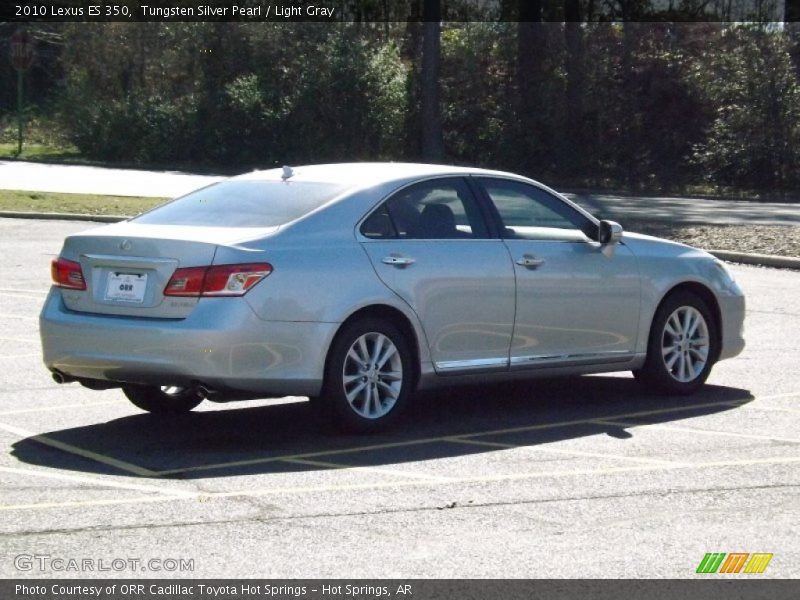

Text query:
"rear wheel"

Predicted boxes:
[[122, 385, 203, 414], [634, 291, 718, 394], [320, 318, 414, 433]]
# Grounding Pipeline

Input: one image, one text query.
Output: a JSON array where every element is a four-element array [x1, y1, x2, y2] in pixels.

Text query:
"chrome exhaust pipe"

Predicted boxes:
[[195, 384, 217, 400], [51, 370, 75, 384]]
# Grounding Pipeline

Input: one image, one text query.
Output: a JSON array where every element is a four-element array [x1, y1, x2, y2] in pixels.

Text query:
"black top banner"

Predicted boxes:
[[0, 0, 793, 23]]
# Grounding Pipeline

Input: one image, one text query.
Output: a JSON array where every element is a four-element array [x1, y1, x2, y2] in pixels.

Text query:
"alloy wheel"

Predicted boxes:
[[661, 305, 710, 383], [341, 332, 403, 419]]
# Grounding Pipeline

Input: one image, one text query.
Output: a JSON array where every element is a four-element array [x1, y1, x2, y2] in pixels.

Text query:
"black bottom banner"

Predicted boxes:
[[3, 580, 799, 600]]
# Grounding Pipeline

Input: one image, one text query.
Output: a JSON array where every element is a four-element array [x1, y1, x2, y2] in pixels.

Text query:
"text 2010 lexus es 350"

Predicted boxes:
[[40, 163, 745, 432]]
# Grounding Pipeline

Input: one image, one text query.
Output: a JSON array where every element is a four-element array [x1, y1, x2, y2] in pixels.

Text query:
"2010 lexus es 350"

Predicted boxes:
[[40, 163, 745, 432]]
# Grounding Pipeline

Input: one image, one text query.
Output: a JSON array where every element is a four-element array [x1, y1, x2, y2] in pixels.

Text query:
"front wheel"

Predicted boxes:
[[634, 291, 718, 395], [320, 318, 414, 433], [123, 385, 203, 414]]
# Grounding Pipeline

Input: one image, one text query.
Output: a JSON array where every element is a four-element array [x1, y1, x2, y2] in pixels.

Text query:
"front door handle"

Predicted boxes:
[[382, 255, 416, 267], [515, 255, 545, 269]]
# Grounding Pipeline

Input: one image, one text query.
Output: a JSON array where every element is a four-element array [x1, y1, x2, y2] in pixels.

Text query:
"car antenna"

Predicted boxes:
[[281, 165, 294, 180]]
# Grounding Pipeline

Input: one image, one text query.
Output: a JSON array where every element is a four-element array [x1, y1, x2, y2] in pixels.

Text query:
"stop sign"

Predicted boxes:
[[10, 30, 35, 71]]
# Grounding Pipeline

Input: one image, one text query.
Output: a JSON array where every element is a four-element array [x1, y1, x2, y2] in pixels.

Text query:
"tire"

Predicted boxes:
[[122, 385, 203, 414], [320, 317, 414, 433], [634, 291, 718, 395]]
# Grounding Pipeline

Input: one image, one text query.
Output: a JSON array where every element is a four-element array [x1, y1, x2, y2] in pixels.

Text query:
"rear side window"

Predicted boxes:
[[361, 178, 489, 240], [135, 180, 347, 227]]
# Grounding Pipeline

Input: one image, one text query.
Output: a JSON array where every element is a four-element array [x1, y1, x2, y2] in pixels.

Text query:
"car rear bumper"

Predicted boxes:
[[39, 288, 335, 397]]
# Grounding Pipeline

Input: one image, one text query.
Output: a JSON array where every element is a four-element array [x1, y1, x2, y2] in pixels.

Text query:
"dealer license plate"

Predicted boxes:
[[105, 272, 147, 303]]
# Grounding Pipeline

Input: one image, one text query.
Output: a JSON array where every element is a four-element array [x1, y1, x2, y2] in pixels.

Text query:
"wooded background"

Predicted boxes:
[[2, 0, 800, 196]]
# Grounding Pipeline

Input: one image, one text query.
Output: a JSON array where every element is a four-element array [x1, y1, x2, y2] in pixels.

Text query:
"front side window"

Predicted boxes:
[[361, 178, 489, 240], [478, 178, 595, 241], [135, 180, 348, 228]]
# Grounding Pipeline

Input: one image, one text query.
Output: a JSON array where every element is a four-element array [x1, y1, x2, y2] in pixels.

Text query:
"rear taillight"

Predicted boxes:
[[163, 266, 206, 297], [201, 263, 274, 296], [164, 263, 272, 297], [51, 258, 86, 290]]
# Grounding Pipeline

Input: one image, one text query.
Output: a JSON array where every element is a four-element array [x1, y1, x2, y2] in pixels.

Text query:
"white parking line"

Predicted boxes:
[[0, 421, 158, 477], [0, 337, 39, 345], [283, 457, 455, 483], [0, 390, 775, 511], [730, 391, 800, 415], [0, 288, 48, 294], [0, 466, 194, 498], [446, 437, 686, 466], [156, 398, 750, 476], [0, 495, 189, 512], [156, 437, 449, 477], [2, 453, 798, 513], [0, 313, 38, 321], [0, 292, 48, 301], [594, 419, 800, 445], [0, 400, 118, 417], [754, 391, 800, 401], [735, 404, 800, 416], [0, 353, 40, 360]]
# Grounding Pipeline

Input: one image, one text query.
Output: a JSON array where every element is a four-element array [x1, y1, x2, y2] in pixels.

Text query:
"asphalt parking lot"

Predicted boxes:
[[0, 217, 798, 579]]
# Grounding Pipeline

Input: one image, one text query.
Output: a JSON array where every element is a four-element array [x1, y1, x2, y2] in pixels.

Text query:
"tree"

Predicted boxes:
[[516, 0, 543, 173], [421, 0, 444, 161], [786, 0, 800, 76], [564, 0, 584, 176], [692, 26, 800, 194]]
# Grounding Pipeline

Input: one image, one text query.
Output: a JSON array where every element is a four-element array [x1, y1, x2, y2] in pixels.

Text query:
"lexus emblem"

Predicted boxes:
[[120, 239, 132, 251]]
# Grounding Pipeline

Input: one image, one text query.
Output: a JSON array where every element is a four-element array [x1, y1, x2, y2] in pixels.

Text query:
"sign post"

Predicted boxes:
[[10, 30, 35, 156]]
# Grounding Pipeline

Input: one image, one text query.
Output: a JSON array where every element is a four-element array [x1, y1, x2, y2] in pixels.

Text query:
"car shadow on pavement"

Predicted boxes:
[[10, 375, 753, 479]]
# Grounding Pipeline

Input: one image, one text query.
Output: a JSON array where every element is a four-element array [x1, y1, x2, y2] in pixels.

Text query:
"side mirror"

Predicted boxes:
[[598, 220, 623, 245]]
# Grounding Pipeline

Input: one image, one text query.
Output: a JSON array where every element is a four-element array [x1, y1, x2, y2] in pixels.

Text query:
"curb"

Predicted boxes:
[[707, 249, 800, 271], [1, 211, 798, 270], [561, 188, 800, 204]]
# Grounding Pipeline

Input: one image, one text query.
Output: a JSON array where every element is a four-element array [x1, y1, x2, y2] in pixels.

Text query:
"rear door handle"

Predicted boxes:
[[382, 255, 416, 267], [515, 255, 545, 268]]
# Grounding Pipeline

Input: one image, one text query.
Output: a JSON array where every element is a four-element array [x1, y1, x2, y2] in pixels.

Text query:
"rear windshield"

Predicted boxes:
[[134, 180, 348, 227]]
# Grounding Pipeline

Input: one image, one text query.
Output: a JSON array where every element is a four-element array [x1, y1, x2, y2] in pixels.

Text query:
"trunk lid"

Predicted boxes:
[[57, 221, 277, 318]]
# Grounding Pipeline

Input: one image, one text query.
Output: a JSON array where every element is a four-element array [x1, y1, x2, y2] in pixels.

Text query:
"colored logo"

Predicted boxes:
[[696, 552, 773, 574]]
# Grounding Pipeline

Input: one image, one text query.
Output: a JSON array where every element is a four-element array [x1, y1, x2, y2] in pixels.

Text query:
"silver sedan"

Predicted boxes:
[[40, 163, 745, 432]]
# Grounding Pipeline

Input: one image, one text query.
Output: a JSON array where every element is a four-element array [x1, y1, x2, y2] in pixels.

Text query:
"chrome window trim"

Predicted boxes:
[[501, 231, 594, 244], [359, 238, 504, 244], [434, 351, 634, 374], [509, 351, 635, 369]]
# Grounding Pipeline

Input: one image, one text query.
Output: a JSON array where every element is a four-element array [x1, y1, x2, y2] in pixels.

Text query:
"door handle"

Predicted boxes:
[[382, 255, 416, 267], [515, 255, 545, 268]]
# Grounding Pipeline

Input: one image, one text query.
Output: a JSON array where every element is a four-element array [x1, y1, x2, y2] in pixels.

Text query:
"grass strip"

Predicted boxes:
[[0, 189, 166, 217], [0, 143, 82, 162]]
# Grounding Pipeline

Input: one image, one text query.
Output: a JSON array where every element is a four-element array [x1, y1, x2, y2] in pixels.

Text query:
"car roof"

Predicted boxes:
[[223, 162, 599, 232], [234, 162, 526, 188]]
